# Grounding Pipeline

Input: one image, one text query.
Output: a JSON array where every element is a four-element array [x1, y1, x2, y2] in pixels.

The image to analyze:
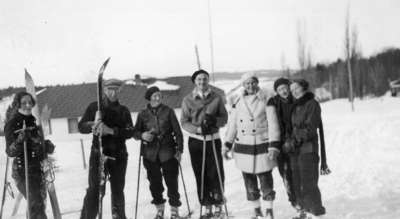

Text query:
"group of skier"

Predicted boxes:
[[2, 68, 329, 219]]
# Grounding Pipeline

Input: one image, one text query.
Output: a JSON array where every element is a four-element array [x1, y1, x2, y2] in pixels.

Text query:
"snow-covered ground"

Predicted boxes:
[[1, 95, 400, 219]]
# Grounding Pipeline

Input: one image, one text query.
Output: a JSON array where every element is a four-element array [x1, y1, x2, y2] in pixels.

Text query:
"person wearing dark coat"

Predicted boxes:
[[78, 79, 134, 219], [4, 91, 55, 219], [284, 79, 326, 219], [133, 86, 184, 219], [267, 77, 297, 208], [181, 69, 228, 218]]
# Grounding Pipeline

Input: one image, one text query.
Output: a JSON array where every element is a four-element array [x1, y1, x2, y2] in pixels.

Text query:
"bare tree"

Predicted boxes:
[[297, 19, 307, 74], [345, 4, 355, 111], [351, 25, 363, 99]]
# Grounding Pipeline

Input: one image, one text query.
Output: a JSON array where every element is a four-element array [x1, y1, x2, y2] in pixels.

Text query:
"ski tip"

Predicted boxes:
[[99, 57, 111, 74]]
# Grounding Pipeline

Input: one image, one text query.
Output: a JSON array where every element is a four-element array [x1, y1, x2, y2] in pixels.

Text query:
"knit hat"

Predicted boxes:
[[273, 77, 290, 91], [191, 69, 209, 83], [292, 79, 309, 91], [145, 86, 160, 100], [240, 72, 259, 85]]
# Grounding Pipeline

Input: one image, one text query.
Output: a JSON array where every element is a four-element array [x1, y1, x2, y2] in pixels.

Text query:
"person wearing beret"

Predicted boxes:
[[4, 91, 56, 219], [267, 77, 298, 209], [285, 79, 326, 219], [132, 86, 184, 219], [78, 78, 134, 219], [180, 69, 228, 218], [224, 73, 280, 219]]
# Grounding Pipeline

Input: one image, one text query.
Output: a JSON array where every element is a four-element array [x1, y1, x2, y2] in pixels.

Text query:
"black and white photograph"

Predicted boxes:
[[1, 0, 400, 218]]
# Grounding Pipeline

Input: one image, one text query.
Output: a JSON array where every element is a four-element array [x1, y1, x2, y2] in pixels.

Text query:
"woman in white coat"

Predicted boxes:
[[224, 73, 281, 219]]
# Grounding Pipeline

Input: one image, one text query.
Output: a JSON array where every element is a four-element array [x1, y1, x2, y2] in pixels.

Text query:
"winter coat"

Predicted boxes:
[[267, 95, 293, 142], [181, 88, 228, 136], [225, 89, 281, 174], [134, 103, 184, 163], [4, 112, 54, 178], [78, 99, 134, 158], [290, 92, 321, 154]]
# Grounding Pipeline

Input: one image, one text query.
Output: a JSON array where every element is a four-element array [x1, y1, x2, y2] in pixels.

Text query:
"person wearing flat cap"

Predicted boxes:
[[78, 78, 134, 219], [181, 69, 228, 218], [224, 72, 280, 219], [132, 86, 184, 219]]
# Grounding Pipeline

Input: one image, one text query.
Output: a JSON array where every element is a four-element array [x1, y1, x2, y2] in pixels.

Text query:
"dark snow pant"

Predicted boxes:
[[143, 157, 181, 207], [290, 152, 325, 216], [188, 137, 225, 205], [80, 149, 128, 219], [277, 152, 296, 206], [13, 164, 47, 219], [242, 171, 275, 201]]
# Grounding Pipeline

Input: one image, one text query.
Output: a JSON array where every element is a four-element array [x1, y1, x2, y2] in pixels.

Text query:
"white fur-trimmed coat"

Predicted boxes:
[[225, 89, 281, 174]]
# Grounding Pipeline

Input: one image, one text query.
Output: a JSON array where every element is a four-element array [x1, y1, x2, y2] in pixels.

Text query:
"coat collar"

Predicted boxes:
[[192, 87, 212, 99], [293, 92, 315, 107]]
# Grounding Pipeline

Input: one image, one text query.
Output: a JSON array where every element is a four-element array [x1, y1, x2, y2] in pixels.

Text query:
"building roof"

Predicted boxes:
[[1, 76, 224, 119]]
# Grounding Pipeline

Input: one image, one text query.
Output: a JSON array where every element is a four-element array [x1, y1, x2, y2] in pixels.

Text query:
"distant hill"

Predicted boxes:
[[211, 69, 284, 81]]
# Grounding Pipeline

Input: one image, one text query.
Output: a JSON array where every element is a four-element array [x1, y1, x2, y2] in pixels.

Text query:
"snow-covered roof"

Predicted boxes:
[[148, 80, 180, 90]]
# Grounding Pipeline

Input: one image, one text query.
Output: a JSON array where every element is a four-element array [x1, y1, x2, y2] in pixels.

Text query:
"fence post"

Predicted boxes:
[[80, 139, 87, 169]]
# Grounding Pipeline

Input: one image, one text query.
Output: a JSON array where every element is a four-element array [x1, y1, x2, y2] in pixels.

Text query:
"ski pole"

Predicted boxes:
[[178, 162, 192, 216], [199, 136, 207, 217], [23, 121, 31, 219], [134, 149, 142, 219], [0, 157, 10, 219], [211, 135, 229, 217]]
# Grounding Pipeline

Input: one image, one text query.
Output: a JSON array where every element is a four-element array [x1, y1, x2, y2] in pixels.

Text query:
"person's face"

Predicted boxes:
[[276, 84, 290, 99], [19, 95, 34, 115], [243, 78, 259, 95], [290, 82, 305, 99], [150, 91, 162, 107], [194, 73, 209, 91], [104, 86, 120, 102]]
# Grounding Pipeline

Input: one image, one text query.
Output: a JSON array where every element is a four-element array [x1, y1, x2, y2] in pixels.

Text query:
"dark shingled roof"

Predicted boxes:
[[11, 76, 225, 119]]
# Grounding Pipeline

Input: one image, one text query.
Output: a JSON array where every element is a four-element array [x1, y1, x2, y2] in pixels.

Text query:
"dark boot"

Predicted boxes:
[[265, 208, 274, 219], [253, 207, 263, 218]]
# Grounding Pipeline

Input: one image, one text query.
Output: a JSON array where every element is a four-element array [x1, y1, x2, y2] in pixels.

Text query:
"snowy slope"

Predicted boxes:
[[1, 95, 400, 219]]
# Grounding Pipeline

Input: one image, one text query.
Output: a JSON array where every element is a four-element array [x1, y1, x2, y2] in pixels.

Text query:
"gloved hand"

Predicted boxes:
[[94, 122, 115, 136], [204, 113, 217, 128], [222, 142, 233, 160], [200, 122, 212, 135], [15, 131, 27, 144], [141, 131, 154, 142], [282, 137, 297, 153], [174, 151, 182, 162], [44, 139, 55, 154]]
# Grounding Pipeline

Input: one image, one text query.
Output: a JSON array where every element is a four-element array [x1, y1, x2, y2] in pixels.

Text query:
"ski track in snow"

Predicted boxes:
[[1, 96, 400, 219]]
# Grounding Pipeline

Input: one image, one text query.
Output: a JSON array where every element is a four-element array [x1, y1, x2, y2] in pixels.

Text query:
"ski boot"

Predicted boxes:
[[306, 212, 324, 219], [213, 204, 224, 218], [200, 205, 213, 219], [265, 208, 274, 219], [154, 204, 165, 219], [292, 210, 307, 219], [170, 206, 180, 219]]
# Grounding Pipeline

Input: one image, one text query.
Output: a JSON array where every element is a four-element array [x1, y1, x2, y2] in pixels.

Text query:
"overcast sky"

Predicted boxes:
[[1, 0, 400, 88]]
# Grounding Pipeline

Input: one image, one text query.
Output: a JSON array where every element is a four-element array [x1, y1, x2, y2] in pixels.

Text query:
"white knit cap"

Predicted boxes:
[[240, 72, 259, 85]]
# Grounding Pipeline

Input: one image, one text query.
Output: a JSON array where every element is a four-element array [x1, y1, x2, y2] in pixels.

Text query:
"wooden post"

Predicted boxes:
[[80, 139, 87, 169]]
